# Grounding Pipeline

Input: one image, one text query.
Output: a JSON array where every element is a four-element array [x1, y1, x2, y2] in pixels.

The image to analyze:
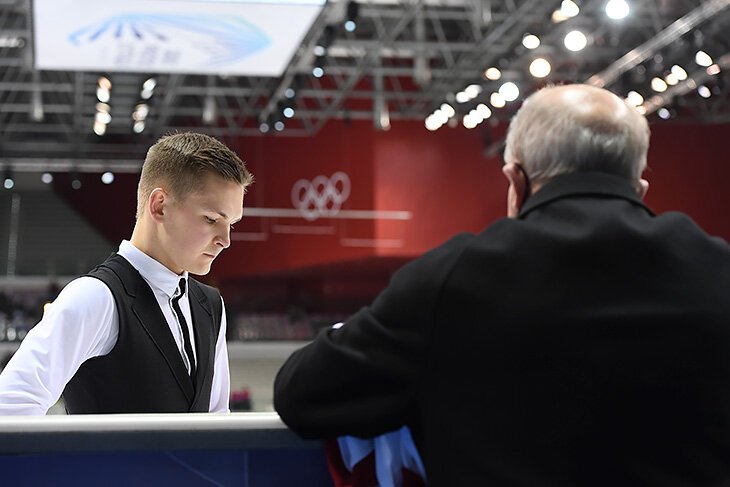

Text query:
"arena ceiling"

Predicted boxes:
[[0, 0, 729, 167]]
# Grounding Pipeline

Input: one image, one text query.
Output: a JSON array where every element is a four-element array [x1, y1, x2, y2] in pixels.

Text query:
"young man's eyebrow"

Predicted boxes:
[[205, 207, 241, 224]]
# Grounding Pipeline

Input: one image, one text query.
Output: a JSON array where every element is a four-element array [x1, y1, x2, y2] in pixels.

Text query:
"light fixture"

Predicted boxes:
[[490, 92, 506, 108], [529, 58, 551, 78], [140, 77, 156, 100], [657, 107, 670, 119], [605, 0, 630, 20], [498, 82, 519, 102], [561, 0, 580, 17], [312, 66, 324, 78], [133, 103, 149, 121], [476, 103, 492, 119], [665, 73, 679, 86], [671, 64, 688, 81], [695, 50, 713, 67], [284, 88, 296, 99], [93, 120, 107, 136], [707, 64, 721, 76], [96, 86, 110, 103], [3, 168, 13, 190], [274, 121, 285, 131], [283, 107, 295, 118], [564, 30, 588, 52], [455, 91, 471, 103], [485, 67, 501, 80], [70, 171, 82, 190], [463, 113, 478, 129], [698, 85, 711, 98], [440, 103, 455, 118], [651, 77, 667, 93], [522, 34, 540, 50], [433, 109, 449, 125], [425, 114, 442, 131], [345, 1, 359, 32], [41, 172, 53, 184], [464, 84, 482, 99], [626, 90, 643, 106], [133, 120, 145, 134], [314, 25, 334, 56], [101, 172, 115, 185], [259, 122, 270, 133]]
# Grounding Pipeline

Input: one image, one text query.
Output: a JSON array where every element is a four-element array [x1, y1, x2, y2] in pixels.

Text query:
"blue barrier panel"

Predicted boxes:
[[0, 413, 334, 487]]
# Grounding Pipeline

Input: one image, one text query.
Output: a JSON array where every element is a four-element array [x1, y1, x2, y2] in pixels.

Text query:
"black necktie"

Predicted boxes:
[[171, 278, 196, 381]]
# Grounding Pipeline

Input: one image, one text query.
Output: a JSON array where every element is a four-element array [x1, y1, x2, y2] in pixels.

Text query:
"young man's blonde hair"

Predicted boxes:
[[136, 132, 254, 219]]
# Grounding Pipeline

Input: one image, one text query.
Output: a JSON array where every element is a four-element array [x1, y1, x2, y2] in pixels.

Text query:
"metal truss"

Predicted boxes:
[[0, 0, 729, 166]]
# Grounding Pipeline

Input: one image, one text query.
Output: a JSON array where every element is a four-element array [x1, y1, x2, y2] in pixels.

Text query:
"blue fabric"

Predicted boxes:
[[338, 426, 427, 487]]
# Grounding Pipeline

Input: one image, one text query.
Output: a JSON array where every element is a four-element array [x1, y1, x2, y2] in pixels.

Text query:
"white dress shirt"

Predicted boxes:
[[0, 240, 230, 415]]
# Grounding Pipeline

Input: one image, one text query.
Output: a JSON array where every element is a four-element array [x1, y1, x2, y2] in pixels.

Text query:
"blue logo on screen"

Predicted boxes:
[[67, 14, 270, 66]]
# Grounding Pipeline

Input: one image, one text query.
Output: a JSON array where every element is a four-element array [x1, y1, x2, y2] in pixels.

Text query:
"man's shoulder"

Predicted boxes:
[[51, 276, 116, 316]]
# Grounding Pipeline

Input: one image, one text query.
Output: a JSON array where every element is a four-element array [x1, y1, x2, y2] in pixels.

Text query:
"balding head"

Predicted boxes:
[[504, 84, 650, 187]]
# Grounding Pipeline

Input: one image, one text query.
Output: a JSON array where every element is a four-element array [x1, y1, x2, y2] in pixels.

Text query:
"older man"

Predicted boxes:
[[275, 85, 730, 485]]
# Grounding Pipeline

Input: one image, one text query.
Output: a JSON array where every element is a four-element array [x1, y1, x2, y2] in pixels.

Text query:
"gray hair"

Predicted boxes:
[[504, 84, 650, 186]]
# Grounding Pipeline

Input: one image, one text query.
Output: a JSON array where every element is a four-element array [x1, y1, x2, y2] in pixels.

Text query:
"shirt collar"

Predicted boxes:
[[518, 171, 655, 219], [118, 240, 188, 298]]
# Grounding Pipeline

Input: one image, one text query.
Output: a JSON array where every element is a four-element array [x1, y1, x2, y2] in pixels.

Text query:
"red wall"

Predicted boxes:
[[55, 120, 730, 291]]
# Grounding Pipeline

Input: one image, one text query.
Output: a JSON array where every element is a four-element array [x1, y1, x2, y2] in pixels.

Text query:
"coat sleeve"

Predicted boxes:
[[274, 233, 473, 439]]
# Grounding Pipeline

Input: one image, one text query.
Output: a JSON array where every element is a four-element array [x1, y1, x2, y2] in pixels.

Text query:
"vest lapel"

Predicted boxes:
[[189, 281, 214, 408], [130, 278, 195, 404]]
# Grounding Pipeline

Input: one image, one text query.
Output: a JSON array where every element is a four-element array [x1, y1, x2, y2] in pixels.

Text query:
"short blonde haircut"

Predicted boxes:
[[136, 133, 253, 219]]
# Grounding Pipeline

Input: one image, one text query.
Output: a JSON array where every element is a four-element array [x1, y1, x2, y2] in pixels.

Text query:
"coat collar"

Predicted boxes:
[[518, 172, 655, 219]]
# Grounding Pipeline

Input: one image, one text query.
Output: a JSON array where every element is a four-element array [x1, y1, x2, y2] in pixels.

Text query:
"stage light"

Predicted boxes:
[[606, 0, 630, 20], [70, 172, 82, 190], [133, 103, 149, 121], [95, 111, 112, 124], [671, 64, 688, 81], [490, 92, 506, 108], [312, 66, 324, 78], [96, 87, 110, 103], [463, 113, 478, 129], [698, 85, 711, 98], [3, 168, 13, 190], [564, 30, 587, 52], [440, 103, 455, 118], [101, 172, 115, 185], [433, 109, 449, 125], [284, 88, 296, 99], [455, 91, 471, 103], [98, 76, 112, 91], [476, 103, 492, 120], [651, 77, 667, 93], [707, 64, 720, 76], [695, 50, 712, 67], [464, 84, 482, 99], [485, 67, 501, 80], [283, 107, 295, 118], [529, 58, 551, 78], [274, 121, 285, 131], [425, 115, 442, 131], [132, 120, 145, 134], [142, 78, 156, 92], [561, 0, 579, 17], [657, 107, 670, 119], [626, 90, 643, 106], [345, 1, 359, 32], [93, 120, 107, 136], [259, 122, 270, 133], [499, 82, 519, 102], [41, 172, 53, 184], [522, 34, 540, 50], [665, 73, 678, 86], [314, 25, 334, 56]]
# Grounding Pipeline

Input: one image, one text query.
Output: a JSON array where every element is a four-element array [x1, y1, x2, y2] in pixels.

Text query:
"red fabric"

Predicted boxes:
[[323, 439, 426, 487]]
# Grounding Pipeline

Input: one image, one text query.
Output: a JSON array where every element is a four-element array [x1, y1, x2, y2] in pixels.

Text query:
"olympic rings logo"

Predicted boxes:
[[291, 172, 351, 221]]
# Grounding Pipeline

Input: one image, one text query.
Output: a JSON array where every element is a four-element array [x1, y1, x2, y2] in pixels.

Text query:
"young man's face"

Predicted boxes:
[[161, 172, 244, 275]]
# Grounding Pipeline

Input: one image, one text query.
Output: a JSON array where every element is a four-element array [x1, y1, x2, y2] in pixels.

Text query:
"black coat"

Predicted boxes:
[[275, 172, 730, 486]]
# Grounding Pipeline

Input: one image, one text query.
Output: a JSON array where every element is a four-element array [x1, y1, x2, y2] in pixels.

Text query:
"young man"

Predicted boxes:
[[0, 132, 253, 414]]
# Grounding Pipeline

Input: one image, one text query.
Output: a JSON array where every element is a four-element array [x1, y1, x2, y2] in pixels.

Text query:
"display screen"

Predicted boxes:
[[33, 0, 325, 76]]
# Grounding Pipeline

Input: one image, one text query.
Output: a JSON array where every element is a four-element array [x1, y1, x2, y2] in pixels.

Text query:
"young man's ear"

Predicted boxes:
[[148, 188, 167, 223]]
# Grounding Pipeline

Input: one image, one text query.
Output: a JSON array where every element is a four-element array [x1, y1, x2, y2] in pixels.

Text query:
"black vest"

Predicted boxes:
[[63, 253, 222, 414]]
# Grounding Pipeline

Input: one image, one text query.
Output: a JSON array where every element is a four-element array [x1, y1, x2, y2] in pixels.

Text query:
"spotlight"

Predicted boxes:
[[522, 34, 540, 50], [560, 0, 579, 17], [476, 103, 492, 120], [698, 85, 711, 98], [314, 26, 334, 56], [671, 65, 687, 81], [485, 67, 501, 80], [95, 111, 112, 124], [259, 122, 270, 133], [626, 90, 644, 106], [529, 58, 551, 78], [3, 168, 13, 190], [464, 84, 482, 99], [96, 87, 110, 103], [651, 77, 667, 93], [283, 107, 295, 118], [70, 171, 82, 190], [98, 76, 112, 91], [440, 103, 455, 118], [657, 107, 671, 119], [606, 0, 630, 20], [274, 121, 285, 131], [564, 30, 588, 51], [312, 66, 324, 78], [695, 50, 713, 67], [425, 114, 442, 131], [41, 172, 53, 184], [284, 88, 296, 99], [93, 120, 107, 136], [140, 77, 156, 99], [101, 172, 115, 185], [455, 91, 471, 103], [498, 82, 519, 102], [707, 64, 720, 76], [345, 1, 359, 32], [133, 120, 146, 134], [490, 92, 506, 108]]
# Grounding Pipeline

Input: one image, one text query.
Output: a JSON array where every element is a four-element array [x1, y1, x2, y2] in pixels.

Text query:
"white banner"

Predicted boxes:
[[33, 0, 324, 76]]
